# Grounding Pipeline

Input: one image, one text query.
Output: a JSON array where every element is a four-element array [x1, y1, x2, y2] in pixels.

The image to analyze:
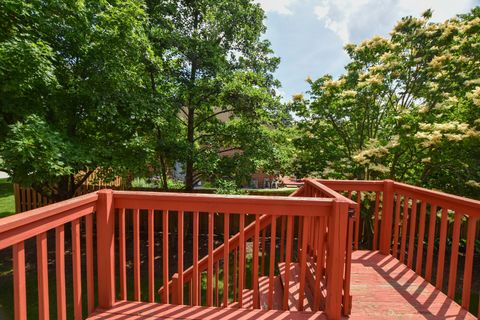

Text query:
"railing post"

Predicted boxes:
[[380, 180, 394, 255], [325, 199, 348, 320], [97, 189, 116, 308], [172, 273, 179, 305]]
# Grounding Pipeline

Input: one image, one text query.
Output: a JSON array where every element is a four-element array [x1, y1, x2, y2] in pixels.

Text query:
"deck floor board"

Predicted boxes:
[[87, 250, 476, 319], [87, 301, 327, 319], [349, 250, 476, 319]]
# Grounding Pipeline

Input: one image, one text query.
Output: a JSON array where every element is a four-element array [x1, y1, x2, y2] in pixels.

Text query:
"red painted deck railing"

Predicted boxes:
[[1, 180, 478, 319], [114, 190, 351, 319], [0, 192, 99, 320], [0, 187, 352, 320], [320, 179, 480, 316], [302, 179, 356, 315]]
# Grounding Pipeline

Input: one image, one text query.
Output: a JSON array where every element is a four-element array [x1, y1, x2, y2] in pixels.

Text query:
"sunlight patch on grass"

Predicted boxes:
[[0, 178, 16, 218]]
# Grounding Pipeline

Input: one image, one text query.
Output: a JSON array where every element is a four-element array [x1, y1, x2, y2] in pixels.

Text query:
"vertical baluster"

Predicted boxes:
[[72, 218, 82, 320], [268, 216, 277, 310], [13, 242, 27, 320], [189, 280, 193, 306], [447, 212, 461, 298], [279, 216, 286, 261], [37, 232, 49, 319], [407, 198, 418, 268], [343, 214, 354, 315], [244, 239, 247, 289], [298, 216, 310, 311], [56, 226, 66, 320], [233, 247, 238, 302], [178, 210, 184, 304], [436, 208, 448, 290], [415, 201, 427, 275], [207, 212, 214, 306], [399, 196, 409, 263], [239, 214, 245, 307], [355, 191, 361, 250], [283, 215, 293, 310], [253, 214, 260, 308], [314, 217, 325, 311], [163, 210, 169, 303], [133, 208, 141, 301], [297, 216, 303, 258], [215, 261, 219, 306], [86, 215, 94, 313], [425, 205, 437, 282], [392, 194, 401, 258], [260, 229, 266, 276], [199, 272, 202, 305], [461, 217, 476, 309], [148, 209, 155, 302], [307, 219, 317, 253], [373, 192, 380, 251], [119, 208, 127, 300], [223, 213, 230, 307], [193, 211, 199, 306]]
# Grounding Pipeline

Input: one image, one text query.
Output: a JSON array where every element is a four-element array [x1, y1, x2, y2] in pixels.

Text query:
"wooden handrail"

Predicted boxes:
[[113, 190, 333, 216], [0, 193, 98, 250], [304, 179, 357, 206], [318, 179, 385, 191], [393, 182, 480, 216]]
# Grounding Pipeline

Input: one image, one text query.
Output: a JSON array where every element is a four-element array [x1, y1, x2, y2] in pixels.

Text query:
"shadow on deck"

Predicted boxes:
[[88, 250, 475, 320], [87, 301, 327, 319], [349, 250, 475, 319]]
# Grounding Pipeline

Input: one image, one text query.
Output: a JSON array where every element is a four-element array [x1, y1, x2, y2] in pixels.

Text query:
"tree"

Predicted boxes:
[[0, 0, 159, 200], [146, 0, 280, 190], [294, 8, 480, 198]]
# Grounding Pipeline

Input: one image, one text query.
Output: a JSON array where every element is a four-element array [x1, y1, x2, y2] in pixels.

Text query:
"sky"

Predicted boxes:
[[255, 0, 479, 101]]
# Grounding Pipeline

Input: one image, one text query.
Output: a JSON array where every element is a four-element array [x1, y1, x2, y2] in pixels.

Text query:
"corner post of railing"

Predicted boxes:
[[380, 180, 394, 255], [97, 189, 116, 308], [325, 198, 349, 320], [171, 273, 179, 305]]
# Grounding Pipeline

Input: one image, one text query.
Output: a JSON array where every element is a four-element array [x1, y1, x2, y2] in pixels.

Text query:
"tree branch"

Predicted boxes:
[[194, 108, 235, 129], [73, 170, 95, 193]]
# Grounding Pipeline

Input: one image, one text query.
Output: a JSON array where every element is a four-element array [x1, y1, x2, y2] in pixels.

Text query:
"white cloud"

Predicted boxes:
[[313, 0, 477, 44], [255, 0, 299, 15]]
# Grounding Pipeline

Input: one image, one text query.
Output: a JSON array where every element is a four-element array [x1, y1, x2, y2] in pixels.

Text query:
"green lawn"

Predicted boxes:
[[0, 178, 16, 218]]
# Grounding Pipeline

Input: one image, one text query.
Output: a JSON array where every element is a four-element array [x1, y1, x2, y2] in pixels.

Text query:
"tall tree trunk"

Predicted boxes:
[[159, 154, 168, 190], [185, 105, 195, 191], [184, 9, 199, 191]]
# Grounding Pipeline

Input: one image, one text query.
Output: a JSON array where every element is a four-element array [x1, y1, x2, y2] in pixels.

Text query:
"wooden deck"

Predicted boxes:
[[87, 301, 327, 319], [349, 250, 476, 319], [87, 250, 476, 320]]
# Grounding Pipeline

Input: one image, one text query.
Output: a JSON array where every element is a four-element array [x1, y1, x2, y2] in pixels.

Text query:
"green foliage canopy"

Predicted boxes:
[[293, 8, 480, 197]]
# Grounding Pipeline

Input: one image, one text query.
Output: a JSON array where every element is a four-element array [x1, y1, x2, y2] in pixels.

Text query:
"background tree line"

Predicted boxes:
[[290, 8, 480, 199], [0, 1, 479, 200], [0, 0, 290, 199]]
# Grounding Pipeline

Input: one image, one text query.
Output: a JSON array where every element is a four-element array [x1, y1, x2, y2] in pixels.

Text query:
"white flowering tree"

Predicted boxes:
[[293, 8, 480, 198]]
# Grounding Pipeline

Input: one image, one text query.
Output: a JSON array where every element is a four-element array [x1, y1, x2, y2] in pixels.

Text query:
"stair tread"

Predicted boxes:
[[278, 262, 314, 312], [224, 289, 253, 309], [259, 276, 283, 310]]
